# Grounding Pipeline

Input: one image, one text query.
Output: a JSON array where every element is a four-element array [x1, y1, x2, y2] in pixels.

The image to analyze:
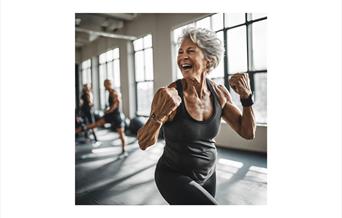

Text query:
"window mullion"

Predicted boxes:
[[223, 29, 229, 91], [246, 14, 255, 93]]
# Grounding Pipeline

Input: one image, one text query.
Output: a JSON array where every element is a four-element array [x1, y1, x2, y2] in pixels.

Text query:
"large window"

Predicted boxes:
[[133, 34, 154, 116], [98, 48, 121, 109], [81, 59, 91, 85], [172, 13, 267, 124]]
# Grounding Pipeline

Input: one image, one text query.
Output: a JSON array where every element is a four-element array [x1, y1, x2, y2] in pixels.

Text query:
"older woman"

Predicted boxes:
[[137, 27, 256, 205]]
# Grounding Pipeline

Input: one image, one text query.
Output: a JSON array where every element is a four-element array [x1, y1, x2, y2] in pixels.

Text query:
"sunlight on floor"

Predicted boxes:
[[244, 166, 267, 183], [216, 158, 244, 180]]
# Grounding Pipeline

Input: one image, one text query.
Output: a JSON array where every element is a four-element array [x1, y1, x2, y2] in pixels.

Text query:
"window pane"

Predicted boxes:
[[254, 73, 267, 123], [82, 64, 91, 84], [133, 38, 143, 51], [87, 69, 91, 83], [113, 59, 120, 88], [106, 61, 113, 80], [212, 13, 223, 31], [225, 13, 245, 27], [137, 81, 154, 116], [228, 75, 243, 111], [145, 48, 154, 80], [227, 26, 247, 73], [252, 20, 267, 70], [173, 26, 184, 43], [212, 78, 225, 86], [99, 67, 106, 109], [196, 17, 211, 29], [99, 53, 106, 64], [82, 59, 90, 69], [134, 51, 144, 82], [99, 64, 106, 79], [209, 31, 224, 79], [82, 70, 87, 84], [143, 34, 152, 48], [113, 48, 119, 59], [106, 50, 114, 61], [209, 59, 224, 79]]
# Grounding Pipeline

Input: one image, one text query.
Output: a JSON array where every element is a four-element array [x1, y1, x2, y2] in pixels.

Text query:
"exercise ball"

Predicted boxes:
[[124, 118, 130, 132], [129, 117, 145, 135]]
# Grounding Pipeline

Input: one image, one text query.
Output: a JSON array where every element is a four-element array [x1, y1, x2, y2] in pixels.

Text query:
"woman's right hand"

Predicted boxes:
[[151, 87, 182, 123], [138, 87, 181, 150]]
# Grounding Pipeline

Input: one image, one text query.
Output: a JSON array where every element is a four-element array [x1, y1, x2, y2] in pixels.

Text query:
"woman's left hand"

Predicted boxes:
[[228, 73, 252, 99]]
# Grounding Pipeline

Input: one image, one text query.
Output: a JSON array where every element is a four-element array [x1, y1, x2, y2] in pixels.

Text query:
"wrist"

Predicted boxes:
[[149, 113, 164, 125], [240, 93, 254, 107]]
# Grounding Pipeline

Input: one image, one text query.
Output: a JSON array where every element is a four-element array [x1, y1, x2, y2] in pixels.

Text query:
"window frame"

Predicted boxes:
[[172, 13, 267, 124], [98, 48, 121, 110], [81, 59, 92, 85], [133, 34, 154, 117]]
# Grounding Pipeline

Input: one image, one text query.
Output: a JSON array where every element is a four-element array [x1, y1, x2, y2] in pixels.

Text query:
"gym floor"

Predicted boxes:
[[75, 128, 267, 205]]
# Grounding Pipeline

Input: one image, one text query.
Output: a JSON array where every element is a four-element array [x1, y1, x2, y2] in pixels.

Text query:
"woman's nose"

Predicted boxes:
[[179, 53, 189, 59]]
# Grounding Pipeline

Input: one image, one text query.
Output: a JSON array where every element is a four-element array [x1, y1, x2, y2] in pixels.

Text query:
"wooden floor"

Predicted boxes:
[[75, 128, 267, 205]]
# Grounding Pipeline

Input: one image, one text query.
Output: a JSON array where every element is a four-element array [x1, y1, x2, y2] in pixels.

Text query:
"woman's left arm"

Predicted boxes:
[[212, 73, 256, 140]]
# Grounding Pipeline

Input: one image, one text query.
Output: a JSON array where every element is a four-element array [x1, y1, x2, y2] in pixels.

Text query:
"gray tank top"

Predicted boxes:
[[160, 78, 222, 184]]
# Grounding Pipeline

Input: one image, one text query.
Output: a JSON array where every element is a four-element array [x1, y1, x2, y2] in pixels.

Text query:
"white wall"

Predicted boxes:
[[76, 13, 209, 116], [216, 123, 267, 152], [75, 13, 267, 153]]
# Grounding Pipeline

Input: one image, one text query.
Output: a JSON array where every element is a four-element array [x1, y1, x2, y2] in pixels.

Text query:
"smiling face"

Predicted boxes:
[[177, 38, 209, 80]]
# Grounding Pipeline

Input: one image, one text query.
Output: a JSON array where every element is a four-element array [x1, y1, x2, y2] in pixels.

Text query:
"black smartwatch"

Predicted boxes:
[[240, 94, 254, 107]]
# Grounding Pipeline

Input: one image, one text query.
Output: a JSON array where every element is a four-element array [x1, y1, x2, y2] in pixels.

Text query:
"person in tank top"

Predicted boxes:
[[138, 27, 256, 204]]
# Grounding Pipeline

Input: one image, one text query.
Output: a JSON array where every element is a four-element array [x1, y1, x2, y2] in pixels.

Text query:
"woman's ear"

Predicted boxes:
[[206, 59, 212, 69]]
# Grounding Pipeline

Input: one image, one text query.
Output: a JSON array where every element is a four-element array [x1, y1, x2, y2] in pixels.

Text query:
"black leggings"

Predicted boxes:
[[155, 159, 218, 205], [81, 108, 97, 141]]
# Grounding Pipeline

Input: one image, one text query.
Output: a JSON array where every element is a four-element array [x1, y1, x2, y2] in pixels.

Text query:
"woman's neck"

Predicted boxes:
[[183, 72, 208, 99]]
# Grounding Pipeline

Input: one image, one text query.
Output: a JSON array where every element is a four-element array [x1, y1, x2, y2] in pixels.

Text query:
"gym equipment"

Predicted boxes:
[[124, 117, 130, 132], [119, 112, 131, 132], [129, 117, 145, 135]]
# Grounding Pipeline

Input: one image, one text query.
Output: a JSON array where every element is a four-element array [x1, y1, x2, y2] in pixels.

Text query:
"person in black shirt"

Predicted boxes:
[[138, 27, 256, 204]]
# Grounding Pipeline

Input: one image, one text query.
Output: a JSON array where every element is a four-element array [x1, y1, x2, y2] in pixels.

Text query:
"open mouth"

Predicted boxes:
[[181, 63, 193, 71]]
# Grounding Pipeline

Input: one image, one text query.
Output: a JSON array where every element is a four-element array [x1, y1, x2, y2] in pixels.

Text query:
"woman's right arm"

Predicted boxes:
[[137, 85, 181, 150]]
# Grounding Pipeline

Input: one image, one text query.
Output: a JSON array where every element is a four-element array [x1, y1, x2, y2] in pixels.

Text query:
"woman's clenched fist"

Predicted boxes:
[[150, 87, 182, 123]]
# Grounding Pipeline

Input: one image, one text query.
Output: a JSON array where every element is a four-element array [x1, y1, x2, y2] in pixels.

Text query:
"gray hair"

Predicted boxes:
[[178, 27, 224, 73]]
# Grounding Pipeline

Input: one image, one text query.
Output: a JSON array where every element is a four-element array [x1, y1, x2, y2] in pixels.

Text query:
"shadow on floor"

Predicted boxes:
[[76, 163, 156, 205]]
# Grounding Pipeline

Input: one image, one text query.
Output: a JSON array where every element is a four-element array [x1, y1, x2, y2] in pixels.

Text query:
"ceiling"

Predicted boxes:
[[75, 13, 139, 48]]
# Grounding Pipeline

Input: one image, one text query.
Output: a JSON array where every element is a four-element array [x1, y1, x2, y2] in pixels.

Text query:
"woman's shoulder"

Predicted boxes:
[[207, 79, 233, 106], [167, 80, 178, 89], [207, 79, 227, 93]]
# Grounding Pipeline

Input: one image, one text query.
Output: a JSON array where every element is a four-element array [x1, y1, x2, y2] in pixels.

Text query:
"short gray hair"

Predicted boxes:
[[178, 27, 224, 73]]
